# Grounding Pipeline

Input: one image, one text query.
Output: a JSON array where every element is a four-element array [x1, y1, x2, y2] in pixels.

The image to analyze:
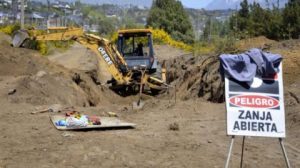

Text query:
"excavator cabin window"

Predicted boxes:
[[117, 32, 154, 58]]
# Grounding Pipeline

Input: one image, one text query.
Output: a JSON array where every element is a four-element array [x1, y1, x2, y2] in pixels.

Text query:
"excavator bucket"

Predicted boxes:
[[12, 30, 30, 47]]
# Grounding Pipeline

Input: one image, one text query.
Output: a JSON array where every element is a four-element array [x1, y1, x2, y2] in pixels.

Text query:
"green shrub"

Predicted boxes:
[[215, 36, 238, 55], [194, 36, 237, 56], [193, 42, 215, 56]]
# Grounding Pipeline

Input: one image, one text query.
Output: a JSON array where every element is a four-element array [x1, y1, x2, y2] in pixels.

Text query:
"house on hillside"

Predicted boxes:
[[106, 14, 117, 18], [3, 0, 28, 9], [0, 0, 10, 7], [72, 9, 83, 17], [66, 14, 83, 25], [83, 23, 99, 33], [27, 12, 45, 27], [52, 0, 71, 9], [0, 11, 9, 24]]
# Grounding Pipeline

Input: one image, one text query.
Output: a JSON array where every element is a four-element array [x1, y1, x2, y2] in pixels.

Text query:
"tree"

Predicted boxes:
[[282, 0, 300, 39], [248, 2, 266, 36], [237, 0, 250, 32], [228, 0, 300, 40], [239, 0, 250, 18], [203, 18, 229, 41], [98, 17, 116, 36], [74, 0, 82, 8], [264, 5, 283, 40], [147, 0, 194, 44], [12, 0, 18, 22]]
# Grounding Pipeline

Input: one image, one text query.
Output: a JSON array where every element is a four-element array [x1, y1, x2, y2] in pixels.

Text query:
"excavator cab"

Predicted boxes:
[[117, 29, 158, 73]]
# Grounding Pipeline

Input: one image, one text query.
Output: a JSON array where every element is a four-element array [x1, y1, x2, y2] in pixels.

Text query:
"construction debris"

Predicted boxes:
[[107, 112, 118, 117], [8, 89, 16, 95], [31, 104, 63, 114], [51, 114, 136, 130], [169, 122, 179, 131]]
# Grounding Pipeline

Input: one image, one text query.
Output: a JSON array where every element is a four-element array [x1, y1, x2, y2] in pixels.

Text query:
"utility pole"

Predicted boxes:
[[20, 0, 25, 29], [47, 0, 50, 28], [235, 5, 238, 39], [12, 0, 18, 23], [209, 16, 212, 42]]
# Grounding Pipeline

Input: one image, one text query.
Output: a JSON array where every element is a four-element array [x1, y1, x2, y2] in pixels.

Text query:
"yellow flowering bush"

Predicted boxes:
[[37, 41, 48, 55], [0, 24, 20, 35], [110, 28, 193, 52], [150, 28, 193, 52], [110, 31, 118, 42]]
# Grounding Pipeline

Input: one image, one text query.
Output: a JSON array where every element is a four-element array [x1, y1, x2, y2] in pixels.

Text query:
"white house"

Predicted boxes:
[[0, 12, 9, 24]]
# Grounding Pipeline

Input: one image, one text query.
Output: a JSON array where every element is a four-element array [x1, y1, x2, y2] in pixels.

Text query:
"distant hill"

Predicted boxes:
[[33, 0, 288, 10], [33, 0, 152, 7], [78, 0, 152, 7], [206, 0, 288, 10]]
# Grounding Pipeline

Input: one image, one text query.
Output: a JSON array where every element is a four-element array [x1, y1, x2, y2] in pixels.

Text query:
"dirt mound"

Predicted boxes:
[[47, 43, 112, 84], [0, 32, 11, 45], [268, 39, 300, 85], [267, 39, 300, 127], [167, 38, 300, 105], [0, 39, 123, 106], [154, 45, 190, 61], [237, 36, 276, 51], [167, 54, 224, 103]]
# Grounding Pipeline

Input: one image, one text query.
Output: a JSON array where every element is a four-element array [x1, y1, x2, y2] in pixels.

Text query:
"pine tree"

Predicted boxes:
[[239, 0, 250, 18], [147, 0, 194, 44], [282, 0, 300, 39], [237, 0, 250, 33], [264, 4, 283, 40]]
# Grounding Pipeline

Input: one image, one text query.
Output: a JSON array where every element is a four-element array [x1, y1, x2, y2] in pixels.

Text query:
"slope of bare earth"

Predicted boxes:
[[0, 33, 299, 168], [47, 42, 112, 84], [154, 44, 190, 61]]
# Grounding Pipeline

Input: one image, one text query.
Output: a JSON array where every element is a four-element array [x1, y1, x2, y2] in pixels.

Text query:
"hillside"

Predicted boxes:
[[206, 0, 288, 10], [33, 0, 152, 7]]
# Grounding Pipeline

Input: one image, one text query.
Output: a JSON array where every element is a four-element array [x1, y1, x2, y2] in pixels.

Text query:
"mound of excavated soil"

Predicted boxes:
[[233, 37, 300, 108], [0, 34, 124, 107], [166, 38, 300, 107], [237, 36, 276, 51], [165, 39, 300, 140], [47, 43, 112, 84], [154, 45, 190, 61], [167, 54, 224, 103]]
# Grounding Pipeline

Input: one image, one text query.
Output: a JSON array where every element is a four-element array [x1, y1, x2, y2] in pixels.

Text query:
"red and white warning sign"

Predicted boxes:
[[225, 64, 286, 138]]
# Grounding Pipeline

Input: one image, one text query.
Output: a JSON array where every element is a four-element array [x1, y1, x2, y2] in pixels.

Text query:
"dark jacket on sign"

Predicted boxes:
[[219, 48, 282, 82]]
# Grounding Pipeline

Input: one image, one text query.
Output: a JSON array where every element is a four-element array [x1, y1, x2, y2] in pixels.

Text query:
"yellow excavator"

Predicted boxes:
[[12, 27, 168, 96]]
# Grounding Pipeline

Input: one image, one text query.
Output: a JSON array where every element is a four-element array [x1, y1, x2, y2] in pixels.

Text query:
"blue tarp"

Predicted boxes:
[[220, 48, 282, 82]]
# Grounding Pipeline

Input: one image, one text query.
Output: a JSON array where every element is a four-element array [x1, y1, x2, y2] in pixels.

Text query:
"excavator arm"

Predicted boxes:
[[75, 33, 132, 84], [12, 27, 167, 92], [13, 27, 132, 85]]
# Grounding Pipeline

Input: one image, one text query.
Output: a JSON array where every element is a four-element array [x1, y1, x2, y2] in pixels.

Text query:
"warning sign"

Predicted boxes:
[[225, 64, 286, 138]]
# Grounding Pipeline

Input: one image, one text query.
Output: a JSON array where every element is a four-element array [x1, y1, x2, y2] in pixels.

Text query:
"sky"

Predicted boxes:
[[180, 0, 213, 9]]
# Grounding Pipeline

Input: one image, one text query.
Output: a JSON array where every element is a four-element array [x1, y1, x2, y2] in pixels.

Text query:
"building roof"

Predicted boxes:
[[31, 12, 44, 19], [118, 29, 152, 36]]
